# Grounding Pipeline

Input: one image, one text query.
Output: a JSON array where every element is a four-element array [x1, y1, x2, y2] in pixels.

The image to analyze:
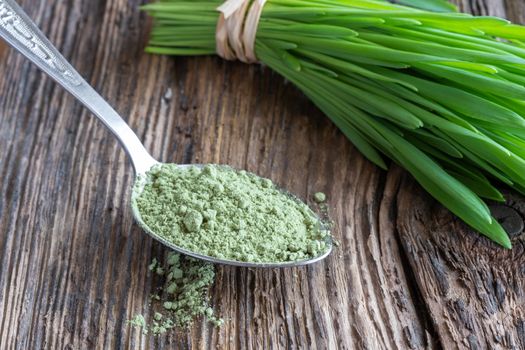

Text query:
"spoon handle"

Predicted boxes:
[[0, 0, 157, 174]]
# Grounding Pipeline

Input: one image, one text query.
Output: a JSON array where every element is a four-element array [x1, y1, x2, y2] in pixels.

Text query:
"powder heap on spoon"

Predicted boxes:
[[134, 164, 329, 263]]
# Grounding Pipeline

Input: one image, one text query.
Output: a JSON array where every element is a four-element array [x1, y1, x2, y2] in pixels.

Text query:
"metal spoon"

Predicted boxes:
[[0, 0, 332, 267]]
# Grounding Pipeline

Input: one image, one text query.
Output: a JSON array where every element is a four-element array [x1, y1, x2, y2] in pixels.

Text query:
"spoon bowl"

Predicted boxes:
[[0, 0, 333, 267]]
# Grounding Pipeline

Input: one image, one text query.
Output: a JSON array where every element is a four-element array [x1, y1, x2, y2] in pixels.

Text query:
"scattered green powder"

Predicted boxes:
[[128, 314, 148, 334], [128, 252, 223, 335], [134, 164, 329, 263], [314, 192, 326, 203]]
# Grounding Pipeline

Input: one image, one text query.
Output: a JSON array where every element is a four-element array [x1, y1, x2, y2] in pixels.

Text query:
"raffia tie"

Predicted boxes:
[[216, 0, 267, 63]]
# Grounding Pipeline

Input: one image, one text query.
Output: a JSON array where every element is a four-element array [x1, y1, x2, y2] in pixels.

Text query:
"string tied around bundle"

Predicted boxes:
[[216, 0, 267, 63]]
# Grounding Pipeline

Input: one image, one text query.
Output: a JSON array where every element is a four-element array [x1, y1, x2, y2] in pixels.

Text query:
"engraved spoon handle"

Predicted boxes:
[[0, 0, 157, 174]]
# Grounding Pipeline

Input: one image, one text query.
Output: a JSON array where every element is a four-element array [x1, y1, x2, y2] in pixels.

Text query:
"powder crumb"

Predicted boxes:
[[148, 258, 158, 271], [183, 210, 203, 232], [166, 282, 177, 294], [134, 164, 331, 263], [261, 178, 272, 188], [163, 88, 173, 101], [167, 254, 180, 266], [128, 314, 148, 335], [171, 268, 183, 279], [314, 192, 326, 203], [211, 318, 225, 327]]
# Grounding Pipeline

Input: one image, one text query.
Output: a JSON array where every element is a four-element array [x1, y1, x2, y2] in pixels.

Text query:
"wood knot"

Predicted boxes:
[[489, 204, 524, 238]]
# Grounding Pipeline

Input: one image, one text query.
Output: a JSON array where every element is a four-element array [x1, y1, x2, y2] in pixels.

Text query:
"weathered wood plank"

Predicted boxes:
[[0, 0, 523, 349], [0, 0, 432, 348], [398, 183, 525, 349]]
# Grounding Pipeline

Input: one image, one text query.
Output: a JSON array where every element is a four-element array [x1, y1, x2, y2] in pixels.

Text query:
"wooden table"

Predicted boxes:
[[1, 0, 524, 348]]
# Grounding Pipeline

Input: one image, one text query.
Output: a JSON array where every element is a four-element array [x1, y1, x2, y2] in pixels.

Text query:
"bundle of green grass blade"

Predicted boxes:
[[141, 0, 525, 249]]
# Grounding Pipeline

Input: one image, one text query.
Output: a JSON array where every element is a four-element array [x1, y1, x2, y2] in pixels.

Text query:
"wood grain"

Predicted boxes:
[[0, 0, 523, 349]]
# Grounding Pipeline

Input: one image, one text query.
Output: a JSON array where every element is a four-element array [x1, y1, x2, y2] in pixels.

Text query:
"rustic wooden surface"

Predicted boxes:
[[1, 0, 524, 349]]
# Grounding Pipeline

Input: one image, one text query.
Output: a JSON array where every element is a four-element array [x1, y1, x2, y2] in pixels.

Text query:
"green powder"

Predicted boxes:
[[128, 314, 148, 334], [314, 192, 327, 203], [128, 252, 222, 335], [134, 164, 329, 263]]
